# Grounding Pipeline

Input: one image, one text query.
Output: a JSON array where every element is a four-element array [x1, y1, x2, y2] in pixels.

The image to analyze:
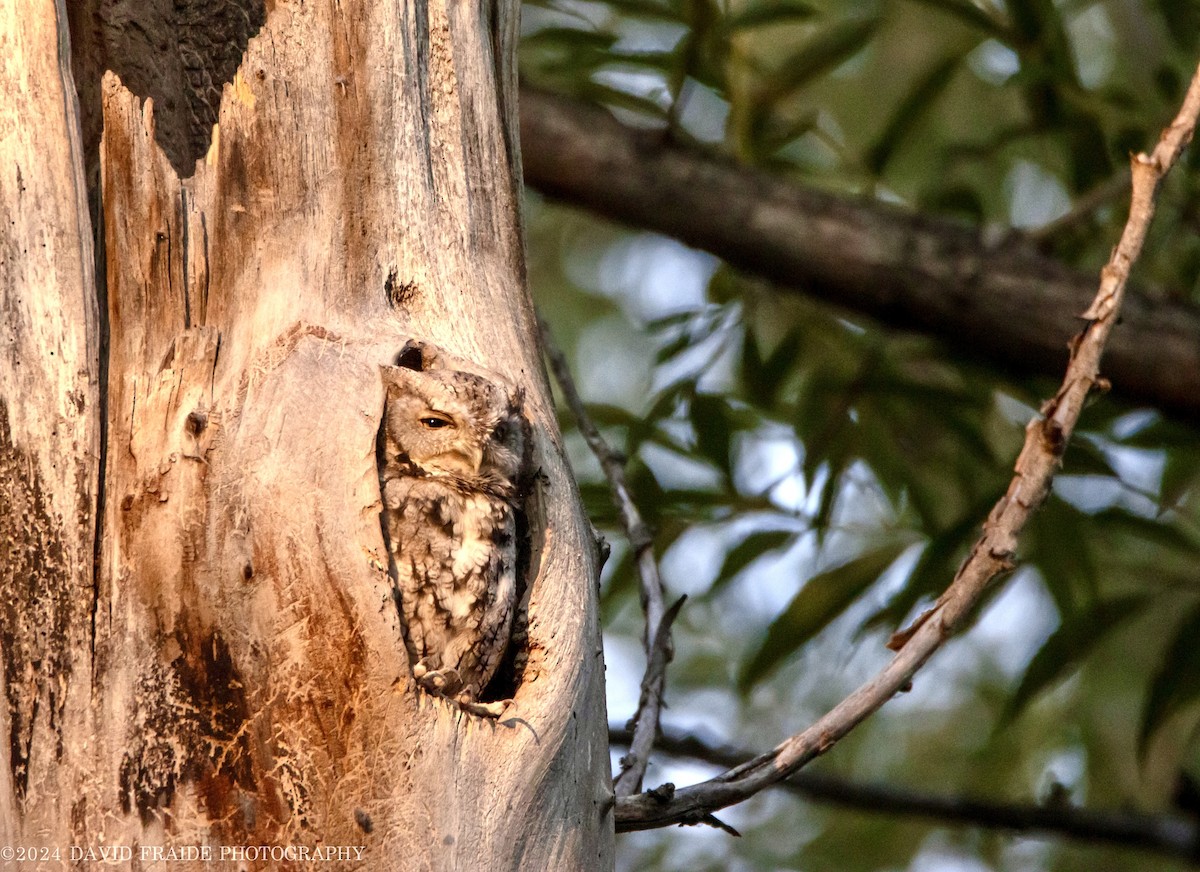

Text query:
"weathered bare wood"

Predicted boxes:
[[0, 0, 101, 854], [4, 2, 613, 868]]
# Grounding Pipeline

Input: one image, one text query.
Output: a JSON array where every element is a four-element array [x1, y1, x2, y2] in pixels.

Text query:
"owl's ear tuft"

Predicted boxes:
[[395, 342, 426, 372]]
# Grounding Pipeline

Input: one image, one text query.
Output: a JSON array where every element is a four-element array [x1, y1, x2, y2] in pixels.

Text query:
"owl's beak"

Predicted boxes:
[[441, 445, 483, 476], [465, 445, 483, 473]]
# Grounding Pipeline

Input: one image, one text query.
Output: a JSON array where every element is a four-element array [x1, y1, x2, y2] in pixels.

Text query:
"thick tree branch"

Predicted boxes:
[[611, 61, 1200, 833], [519, 88, 1200, 421], [610, 727, 1200, 863], [541, 323, 678, 797]]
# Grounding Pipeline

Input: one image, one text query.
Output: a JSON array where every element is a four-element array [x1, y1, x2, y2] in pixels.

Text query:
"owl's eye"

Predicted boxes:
[[420, 414, 454, 429], [493, 422, 508, 440]]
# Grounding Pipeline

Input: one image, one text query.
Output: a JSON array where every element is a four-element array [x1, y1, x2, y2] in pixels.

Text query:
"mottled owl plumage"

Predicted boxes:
[[380, 343, 530, 716]]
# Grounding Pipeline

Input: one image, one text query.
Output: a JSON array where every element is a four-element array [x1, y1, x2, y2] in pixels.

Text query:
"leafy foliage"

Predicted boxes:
[[523, 1, 1200, 869], [739, 539, 913, 689]]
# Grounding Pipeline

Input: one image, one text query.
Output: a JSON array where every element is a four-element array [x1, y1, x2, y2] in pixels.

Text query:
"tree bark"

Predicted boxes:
[[3, 3, 613, 869]]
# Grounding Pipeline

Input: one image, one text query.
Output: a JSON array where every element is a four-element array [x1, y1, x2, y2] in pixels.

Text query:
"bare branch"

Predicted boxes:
[[540, 322, 677, 797], [519, 87, 1200, 421], [611, 727, 1200, 862], [612, 60, 1200, 834]]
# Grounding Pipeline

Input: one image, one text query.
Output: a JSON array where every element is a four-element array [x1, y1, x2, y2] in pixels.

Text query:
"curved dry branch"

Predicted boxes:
[[613, 60, 1200, 834], [610, 727, 1200, 861], [540, 323, 677, 797]]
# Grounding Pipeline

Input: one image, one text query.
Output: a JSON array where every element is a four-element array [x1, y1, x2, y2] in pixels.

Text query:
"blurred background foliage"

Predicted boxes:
[[519, 0, 1200, 869]]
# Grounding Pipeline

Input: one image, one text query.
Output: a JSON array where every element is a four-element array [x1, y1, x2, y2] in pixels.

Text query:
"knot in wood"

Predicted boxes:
[[647, 782, 676, 803]]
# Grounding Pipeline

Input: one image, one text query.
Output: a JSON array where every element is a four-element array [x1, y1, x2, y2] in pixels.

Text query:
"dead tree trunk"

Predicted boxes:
[[0, 0, 102, 858], [1, 2, 614, 868]]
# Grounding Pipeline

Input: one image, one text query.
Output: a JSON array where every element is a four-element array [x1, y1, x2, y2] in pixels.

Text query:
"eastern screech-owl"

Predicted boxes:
[[380, 345, 530, 717]]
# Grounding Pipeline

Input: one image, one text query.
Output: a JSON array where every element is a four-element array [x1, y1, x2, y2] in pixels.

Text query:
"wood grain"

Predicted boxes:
[[3, 2, 613, 867]]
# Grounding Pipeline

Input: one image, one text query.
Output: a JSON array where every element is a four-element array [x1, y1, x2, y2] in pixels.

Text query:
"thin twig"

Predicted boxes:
[[610, 726, 1200, 863], [540, 322, 676, 797], [614, 60, 1200, 833]]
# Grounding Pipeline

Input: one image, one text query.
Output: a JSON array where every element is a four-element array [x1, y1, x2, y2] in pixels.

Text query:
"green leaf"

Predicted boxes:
[[921, 183, 984, 223], [706, 267, 745, 306], [739, 541, 910, 690], [710, 529, 797, 595], [1005, 594, 1151, 721], [579, 82, 669, 119], [1153, 0, 1200, 50], [809, 454, 848, 537], [1117, 416, 1193, 449], [1006, 0, 1069, 54], [691, 394, 739, 476], [646, 310, 702, 332], [642, 379, 692, 430], [726, 0, 819, 31], [600, 546, 636, 613], [598, 0, 687, 22], [521, 26, 620, 79], [865, 54, 962, 176], [1027, 497, 1099, 610], [1090, 509, 1200, 555], [578, 481, 621, 525], [1160, 448, 1200, 512], [676, 0, 729, 92], [760, 331, 804, 401], [656, 330, 695, 364], [606, 50, 682, 73], [742, 331, 766, 402], [795, 374, 852, 480], [581, 403, 643, 429], [653, 306, 728, 363], [1061, 438, 1119, 478], [1065, 112, 1115, 194], [1141, 600, 1200, 754], [862, 487, 1004, 634], [758, 17, 879, 106], [522, 27, 618, 52], [902, 0, 1012, 40], [753, 109, 821, 158], [742, 329, 802, 407]]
